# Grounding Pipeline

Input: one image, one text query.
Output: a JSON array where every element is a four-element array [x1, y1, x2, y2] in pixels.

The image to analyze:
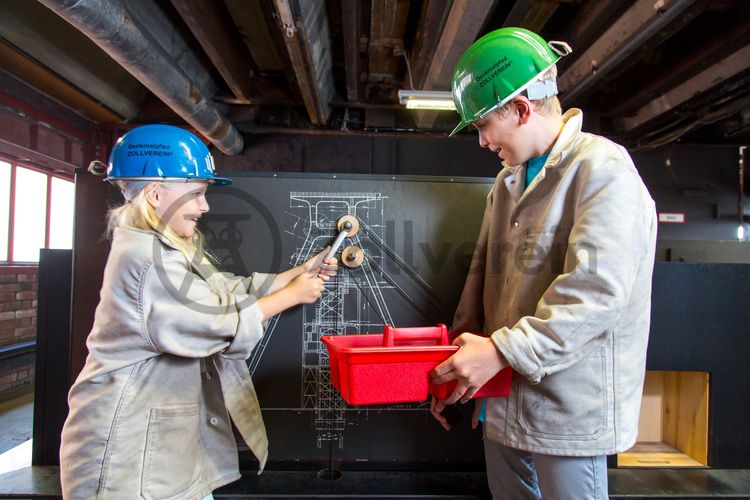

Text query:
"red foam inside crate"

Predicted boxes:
[[322, 325, 512, 405]]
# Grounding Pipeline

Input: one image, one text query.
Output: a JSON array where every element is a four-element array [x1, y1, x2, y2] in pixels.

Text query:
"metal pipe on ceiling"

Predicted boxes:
[[37, 0, 244, 155]]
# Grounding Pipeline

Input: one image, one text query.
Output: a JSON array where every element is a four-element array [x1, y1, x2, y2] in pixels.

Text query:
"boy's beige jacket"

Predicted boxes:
[[454, 109, 658, 455], [60, 227, 274, 499]]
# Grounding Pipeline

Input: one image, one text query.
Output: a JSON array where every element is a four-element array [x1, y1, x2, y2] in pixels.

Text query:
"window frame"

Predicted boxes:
[[0, 155, 75, 264]]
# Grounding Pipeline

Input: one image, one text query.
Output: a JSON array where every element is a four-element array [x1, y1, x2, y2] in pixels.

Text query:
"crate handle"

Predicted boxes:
[[382, 324, 448, 347]]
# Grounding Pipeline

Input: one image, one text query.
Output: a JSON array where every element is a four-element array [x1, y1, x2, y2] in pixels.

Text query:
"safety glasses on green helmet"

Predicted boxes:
[[450, 28, 572, 137]]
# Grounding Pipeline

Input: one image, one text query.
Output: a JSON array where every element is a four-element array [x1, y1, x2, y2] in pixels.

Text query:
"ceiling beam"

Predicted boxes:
[[341, 0, 361, 102], [503, 0, 562, 33], [0, 137, 78, 175], [225, 0, 286, 72], [169, 0, 257, 101], [620, 43, 750, 133], [414, 0, 498, 129], [407, 0, 451, 90], [39, 0, 243, 154], [366, 0, 411, 101], [273, 0, 334, 125], [0, 42, 121, 123], [608, 17, 750, 117], [0, 85, 89, 142], [558, 0, 699, 105], [0, 0, 144, 120], [227, 0, 297, 103], [557, 0, 629, 63]]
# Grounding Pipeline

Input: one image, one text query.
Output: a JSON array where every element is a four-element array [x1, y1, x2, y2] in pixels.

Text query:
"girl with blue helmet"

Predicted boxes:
[[60, 124, 337, 499]]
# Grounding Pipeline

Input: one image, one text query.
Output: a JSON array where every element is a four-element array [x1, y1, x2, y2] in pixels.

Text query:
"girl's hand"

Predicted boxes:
[[288, 273, 325, 304], [302, 247, 338, 281]]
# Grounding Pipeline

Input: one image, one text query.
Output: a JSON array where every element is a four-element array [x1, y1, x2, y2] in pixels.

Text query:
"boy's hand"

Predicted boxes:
[[430, 397, 452, 431], [288, 273, 325, 304], [301, 247, 338, 281], [429, 333, 507, 405]]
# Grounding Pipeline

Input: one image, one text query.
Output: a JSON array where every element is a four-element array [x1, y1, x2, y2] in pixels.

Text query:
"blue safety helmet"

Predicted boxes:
[[106, 124, 232, 186]]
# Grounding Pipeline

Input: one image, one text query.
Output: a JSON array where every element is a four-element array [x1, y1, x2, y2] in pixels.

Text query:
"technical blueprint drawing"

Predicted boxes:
[[247, 191, 424, 448], [204, 174, 493, 465]]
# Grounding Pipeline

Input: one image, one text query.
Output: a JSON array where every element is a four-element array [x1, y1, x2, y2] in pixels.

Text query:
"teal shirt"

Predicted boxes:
[[478, 152, 549, 423], [525, 153, 549, 190]]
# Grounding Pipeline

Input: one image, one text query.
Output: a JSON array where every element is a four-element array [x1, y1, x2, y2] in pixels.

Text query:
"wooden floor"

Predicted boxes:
[[2, 466, 750, 498], [0, 393, 33, 456]]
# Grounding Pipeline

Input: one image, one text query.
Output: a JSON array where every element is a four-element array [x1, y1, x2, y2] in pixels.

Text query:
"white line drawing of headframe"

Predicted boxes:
[[248, 191, 395, 448]]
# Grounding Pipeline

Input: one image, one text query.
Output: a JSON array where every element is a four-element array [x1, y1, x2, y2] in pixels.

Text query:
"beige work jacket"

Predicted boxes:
[[454, 109, 657, 456], [60, 227, 274, 499]]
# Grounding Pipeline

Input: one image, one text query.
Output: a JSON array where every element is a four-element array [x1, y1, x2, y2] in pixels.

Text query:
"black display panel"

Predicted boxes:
[[203, 173, 495, 470], [648, 262, 750, 468]]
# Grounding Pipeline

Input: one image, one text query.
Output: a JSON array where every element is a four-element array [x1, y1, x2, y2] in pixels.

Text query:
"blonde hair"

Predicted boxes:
[[107, 182, 215, 269], [495, 65, 561, 118]]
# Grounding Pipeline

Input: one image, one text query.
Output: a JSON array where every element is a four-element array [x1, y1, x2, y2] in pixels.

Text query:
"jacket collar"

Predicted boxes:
[[546, 108, 583, 167], [499, 109, 583, 203], [114, 226, 215, 281], [500, 108, 583, 174]]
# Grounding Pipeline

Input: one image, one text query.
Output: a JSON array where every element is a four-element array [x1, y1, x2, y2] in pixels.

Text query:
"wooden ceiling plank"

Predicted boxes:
[[415, 0, 498, 129], [620, 43, 750, 132], [608, 18, 750, 117], [273, 0, 334, 125], [367, 0, 410, 86], [558, 0, 699, 105], [0, 1, 144, 119], [559, 0, 628, 59], [342, 0, 361, 102], [407, 0, 452, 89], [170, 0, 256, 101], [503, 0, 560, 33], [0, 89, 89, 142], [0, 137, 78, 174], [225, 0, 286, 72], [0, 42, 122, 123]]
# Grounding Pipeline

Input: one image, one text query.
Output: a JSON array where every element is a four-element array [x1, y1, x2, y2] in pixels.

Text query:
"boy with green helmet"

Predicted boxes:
[[450, 28, 571, 137], [429, 28, 657, 499]]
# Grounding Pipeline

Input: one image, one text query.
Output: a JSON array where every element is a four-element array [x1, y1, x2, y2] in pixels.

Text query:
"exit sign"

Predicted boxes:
[[658, 212, 686, 224]]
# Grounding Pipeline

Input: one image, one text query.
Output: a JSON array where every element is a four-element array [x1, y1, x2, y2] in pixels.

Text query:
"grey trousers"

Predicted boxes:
[[483, 431, 609, 500]]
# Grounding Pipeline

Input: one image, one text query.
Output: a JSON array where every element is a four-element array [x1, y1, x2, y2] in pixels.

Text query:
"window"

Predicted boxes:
[[0, 161, 10, 262], [1, 157, 75, 263], [49, 177, 75, 249]]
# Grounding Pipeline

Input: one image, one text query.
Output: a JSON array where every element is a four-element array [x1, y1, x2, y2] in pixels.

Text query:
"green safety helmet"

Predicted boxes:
[[450, 28, 572, 136]]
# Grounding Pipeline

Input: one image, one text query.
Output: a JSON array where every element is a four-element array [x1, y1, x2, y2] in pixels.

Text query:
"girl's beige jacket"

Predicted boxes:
[[60, 227, 273, 499]]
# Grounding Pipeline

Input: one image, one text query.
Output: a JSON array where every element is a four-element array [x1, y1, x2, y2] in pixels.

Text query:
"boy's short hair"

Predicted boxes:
[[494, 65, 561, 118]]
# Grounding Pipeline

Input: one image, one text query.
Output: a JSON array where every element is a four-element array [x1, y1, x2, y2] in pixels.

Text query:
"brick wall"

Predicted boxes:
[[0, 268, 38, 397]]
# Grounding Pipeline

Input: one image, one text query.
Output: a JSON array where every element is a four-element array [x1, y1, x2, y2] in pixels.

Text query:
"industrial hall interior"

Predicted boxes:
[[0, 0, 749, 498]]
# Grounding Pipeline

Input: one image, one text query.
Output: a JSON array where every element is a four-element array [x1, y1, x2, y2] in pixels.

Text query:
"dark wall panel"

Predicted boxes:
[[204, 173, 493, 470], [648, 263, 750, 468], [633, 145, 744, 241], [219, 134, 747, 242]]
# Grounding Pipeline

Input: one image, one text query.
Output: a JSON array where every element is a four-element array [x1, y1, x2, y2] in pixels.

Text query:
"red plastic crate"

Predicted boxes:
[[322, 324, 512, 405]]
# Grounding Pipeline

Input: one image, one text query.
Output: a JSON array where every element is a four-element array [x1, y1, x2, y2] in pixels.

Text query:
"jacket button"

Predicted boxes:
[[205, 372, 212, 380], [209, 417, 218, 426]]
